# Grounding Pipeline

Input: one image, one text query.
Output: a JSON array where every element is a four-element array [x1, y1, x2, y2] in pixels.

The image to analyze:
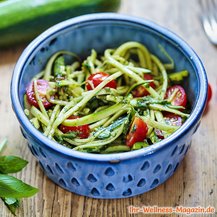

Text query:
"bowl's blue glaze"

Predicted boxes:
[[11, 13, 207, 198]]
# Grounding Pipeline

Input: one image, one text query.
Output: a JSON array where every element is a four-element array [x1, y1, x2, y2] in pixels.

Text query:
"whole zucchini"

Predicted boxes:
[[0, 0, 121, 47]]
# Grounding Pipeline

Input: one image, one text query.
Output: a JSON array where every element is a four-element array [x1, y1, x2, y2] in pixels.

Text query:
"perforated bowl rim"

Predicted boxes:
[[11, 13, 208, 162]]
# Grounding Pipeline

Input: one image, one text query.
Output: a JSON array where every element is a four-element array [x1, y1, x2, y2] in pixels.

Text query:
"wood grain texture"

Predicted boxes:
[[0, 0, 216, 216]]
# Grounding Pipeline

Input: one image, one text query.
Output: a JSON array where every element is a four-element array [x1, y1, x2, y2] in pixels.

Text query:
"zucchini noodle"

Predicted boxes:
[[24, 41, 190, 153]]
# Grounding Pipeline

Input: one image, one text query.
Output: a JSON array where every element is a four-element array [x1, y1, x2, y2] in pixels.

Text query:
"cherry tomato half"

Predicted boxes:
[[155, 113, 182, 139], [26, 79, 53, 109], [207, 83, 212, 103], [86, 72, 117, 90], [206, 83, 212, 107], [164, 113, 183, 126], [126, 117, 148, 147], [132, 74, 155, 97], [59, 115, 90, 139], [165, 85, 187, 107], [204, 83, 212, 113]]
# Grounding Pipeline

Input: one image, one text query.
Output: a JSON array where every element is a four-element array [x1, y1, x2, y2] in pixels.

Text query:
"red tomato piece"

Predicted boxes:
[[126, 117, 148, 147], [86, 72, 117, 90], [132, 74, 155, 97], [155, 113, 182, 139], [164, 113, 183, 126], [26, 79, 53, 109], [207, 83, 212, 106], [165, 85, 187, 107], [204, 83, 212, 112], [59, 116, 90, 139], [207, 83, 212, 103], [154, 112, 182, 139]]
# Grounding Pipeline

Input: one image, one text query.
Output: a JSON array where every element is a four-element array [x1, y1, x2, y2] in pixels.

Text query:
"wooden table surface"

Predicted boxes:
[[0, 0, 216, 216]]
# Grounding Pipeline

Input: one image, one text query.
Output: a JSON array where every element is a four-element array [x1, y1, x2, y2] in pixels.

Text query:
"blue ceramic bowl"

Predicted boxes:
[[11, 13, 207, 199]]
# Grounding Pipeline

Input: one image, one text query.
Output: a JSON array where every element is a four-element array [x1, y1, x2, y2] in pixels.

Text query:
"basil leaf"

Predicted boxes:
[[97, 117, 127, 139], [97, 129, 111, 139], [0, 156, 28, 174], [0, 138, 7, 154], [0, 174, 38, 198], [3, 197, 18, 205], [1, 197, 20, 215]]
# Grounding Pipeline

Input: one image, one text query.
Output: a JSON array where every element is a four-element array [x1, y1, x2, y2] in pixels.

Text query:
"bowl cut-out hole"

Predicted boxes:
[[39, 161, 45, 171], [40, 47, 46, 53], [165, 164, 173, 175], [20, 127, 27, 139], [104, 167, 115, 176], [29, 145, 39, 157], [153, 164, 161, 174], [38, 147, 47, 158], [173, 163, 180, 172], [67, 162, 76, 171], [137, 178, 146, 187], [71, 178, 80, 187], [123, 175, 133, 183], [179, 144, 186, 155], [87, 174, 97, 183], [55, 163, 64, 174], [91, 188, 100, 196], [46, 165, 54, 175], [193, 122, 200, 134], [49, 38, 57, 46], [122, 188, 132, 196], [29, 57, 36, 66], [150, 179, 159, 188], [106, 183, 115, 191], [171, 146, 178, 157], [59, 178, 66, 187], [140, 161, 150, 171], [184, 145, 190, 156]]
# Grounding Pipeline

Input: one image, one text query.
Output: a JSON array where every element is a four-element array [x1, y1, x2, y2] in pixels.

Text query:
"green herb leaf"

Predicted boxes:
[[132, 141, 149, 150], [149, 131, 161, 144], [169, 70, 189, 82], [0, 156, 28, 174], [54, 56, 65, 77], [3, 197, 18, 205], [122, 110, 134, 136], [96, 128, 111, 139], [0, 174, 38, 198], [96, 117, 127, 139], [0, 138, 7, 154], [1, 197, 20, 215]]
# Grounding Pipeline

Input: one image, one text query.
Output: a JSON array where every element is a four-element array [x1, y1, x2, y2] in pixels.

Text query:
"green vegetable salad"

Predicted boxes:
[[24, 42, 190, 153]]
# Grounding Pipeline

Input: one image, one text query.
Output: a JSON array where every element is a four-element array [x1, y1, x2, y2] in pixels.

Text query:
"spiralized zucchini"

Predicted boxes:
[[24, 41, 190, 153]]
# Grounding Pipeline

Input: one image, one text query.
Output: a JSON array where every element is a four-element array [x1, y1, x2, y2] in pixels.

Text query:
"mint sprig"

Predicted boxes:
[[0, 138, 38, 215]]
